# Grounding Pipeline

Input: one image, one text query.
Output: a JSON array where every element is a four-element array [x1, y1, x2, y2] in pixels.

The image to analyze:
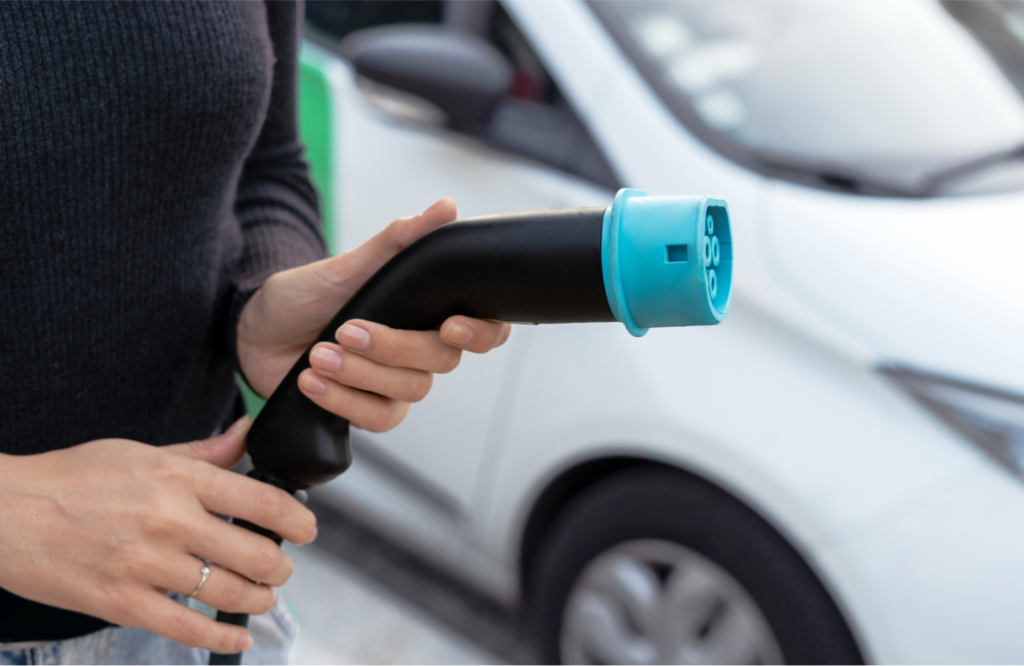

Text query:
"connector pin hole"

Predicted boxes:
[[706, 213, 714, 235], [666, 244, 689, 263], [703, 237, 712, 268], [708, 269, 718, 299], [711, 236, 720, 267]]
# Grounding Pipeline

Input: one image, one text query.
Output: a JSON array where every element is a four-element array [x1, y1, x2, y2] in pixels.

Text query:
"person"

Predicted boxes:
[[0, 2, 511, 663]]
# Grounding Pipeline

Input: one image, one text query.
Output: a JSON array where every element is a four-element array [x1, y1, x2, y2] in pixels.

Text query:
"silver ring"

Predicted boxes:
[[189, 565, 211, 598]]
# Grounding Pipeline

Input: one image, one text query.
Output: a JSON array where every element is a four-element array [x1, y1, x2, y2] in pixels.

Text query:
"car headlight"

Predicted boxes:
[[879, 363, 1024, 477]]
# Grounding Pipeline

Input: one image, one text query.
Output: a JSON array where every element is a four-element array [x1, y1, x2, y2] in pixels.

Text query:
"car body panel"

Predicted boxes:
[[299, 2, 1024, 661], [815, 463, 1024, 663], [765, 182, 1024, 392]]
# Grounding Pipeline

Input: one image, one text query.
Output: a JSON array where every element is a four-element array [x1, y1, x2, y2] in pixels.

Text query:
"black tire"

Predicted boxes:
[[526, 465, 864, 665]]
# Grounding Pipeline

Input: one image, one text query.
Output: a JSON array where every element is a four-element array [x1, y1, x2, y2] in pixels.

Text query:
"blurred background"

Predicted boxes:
[[275, 1, 1024, 663]]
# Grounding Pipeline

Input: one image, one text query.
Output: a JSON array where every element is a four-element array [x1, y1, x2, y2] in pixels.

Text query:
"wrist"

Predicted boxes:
[[236, 288, 265, 375]]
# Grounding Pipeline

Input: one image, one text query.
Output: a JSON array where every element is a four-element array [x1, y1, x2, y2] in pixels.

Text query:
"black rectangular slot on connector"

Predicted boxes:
[[666, 244, 688, 262]]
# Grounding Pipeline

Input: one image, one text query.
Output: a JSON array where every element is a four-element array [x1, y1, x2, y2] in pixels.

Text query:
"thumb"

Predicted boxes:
[[256, 199, 458, 339], [165, 416, 252, 469], [318, 198, 458, 291], [382, 197, 459, 251]]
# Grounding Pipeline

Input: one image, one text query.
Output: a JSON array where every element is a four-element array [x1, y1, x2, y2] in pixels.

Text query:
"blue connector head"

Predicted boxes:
[[601, 188, 732, 336]]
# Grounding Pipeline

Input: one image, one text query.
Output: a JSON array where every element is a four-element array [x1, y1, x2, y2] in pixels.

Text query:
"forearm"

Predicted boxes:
[[230, 0, 327, 369]]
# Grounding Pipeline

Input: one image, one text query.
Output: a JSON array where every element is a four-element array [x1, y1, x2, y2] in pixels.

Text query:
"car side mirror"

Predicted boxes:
[[341, 24, 513, 133]]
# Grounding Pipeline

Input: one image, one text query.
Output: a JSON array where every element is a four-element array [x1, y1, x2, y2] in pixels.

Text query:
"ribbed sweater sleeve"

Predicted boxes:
[[230, 0, 329, 373]]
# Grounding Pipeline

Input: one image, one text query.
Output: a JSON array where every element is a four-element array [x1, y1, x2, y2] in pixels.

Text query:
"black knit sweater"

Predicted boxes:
[[0, 1, 327, 642]]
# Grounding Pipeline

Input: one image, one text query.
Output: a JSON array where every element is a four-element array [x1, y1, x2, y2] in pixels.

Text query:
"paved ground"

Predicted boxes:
[[283, 546, 496, 664], [281, 499, 538, 665]]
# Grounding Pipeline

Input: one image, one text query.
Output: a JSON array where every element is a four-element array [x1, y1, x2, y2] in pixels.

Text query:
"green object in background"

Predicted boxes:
[[298, 44, 338, 252], [236, 374, 266, 418], [237, 44, 339, 418]]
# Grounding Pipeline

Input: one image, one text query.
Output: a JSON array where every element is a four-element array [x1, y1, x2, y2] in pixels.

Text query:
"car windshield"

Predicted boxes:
[[591, 0, 1024, 196]]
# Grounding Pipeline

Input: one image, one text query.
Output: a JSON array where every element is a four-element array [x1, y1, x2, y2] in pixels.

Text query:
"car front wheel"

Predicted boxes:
[[527, 466, 863, 665]]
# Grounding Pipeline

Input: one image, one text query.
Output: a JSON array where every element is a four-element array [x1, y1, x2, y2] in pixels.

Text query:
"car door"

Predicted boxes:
[[306, 1, 617, 557]]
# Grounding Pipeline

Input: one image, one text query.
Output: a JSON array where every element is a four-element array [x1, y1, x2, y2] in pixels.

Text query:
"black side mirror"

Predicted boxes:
[[341, 24, 513, 133]]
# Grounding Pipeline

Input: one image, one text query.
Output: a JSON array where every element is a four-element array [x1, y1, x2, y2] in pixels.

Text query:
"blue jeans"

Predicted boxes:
[[0, 594, 296, 665]]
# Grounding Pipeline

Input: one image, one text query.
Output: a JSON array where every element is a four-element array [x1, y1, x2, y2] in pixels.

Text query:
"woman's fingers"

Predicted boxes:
[[155, 556, 276, 616], [298, 318, 512, 427], [119, 591, 253, 654], [185, 517, 295, 588], [164, 417, 251, 469], [188, 465, 317, 547], [329, 317, 511, 373], [309, 343, 433, 403], [334, 321, 462, 374], [440, 316, 511, 354], [298, 369, 410, 432]]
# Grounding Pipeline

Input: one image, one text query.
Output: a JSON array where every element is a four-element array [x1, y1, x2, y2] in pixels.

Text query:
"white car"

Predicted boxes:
[[292, 1, 1024, 662]]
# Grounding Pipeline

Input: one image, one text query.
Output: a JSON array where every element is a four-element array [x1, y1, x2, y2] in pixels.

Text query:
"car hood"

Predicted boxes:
[[763, 184, 1024, 394]]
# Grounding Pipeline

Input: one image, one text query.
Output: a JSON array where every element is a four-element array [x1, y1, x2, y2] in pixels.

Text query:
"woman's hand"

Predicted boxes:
[[0, 418, 315, 654], [236, 199, 511, 431]]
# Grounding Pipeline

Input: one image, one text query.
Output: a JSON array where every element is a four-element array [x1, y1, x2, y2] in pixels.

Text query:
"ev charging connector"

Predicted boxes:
[[209, 188, 732, 664], [602, 188, 731, 335]]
